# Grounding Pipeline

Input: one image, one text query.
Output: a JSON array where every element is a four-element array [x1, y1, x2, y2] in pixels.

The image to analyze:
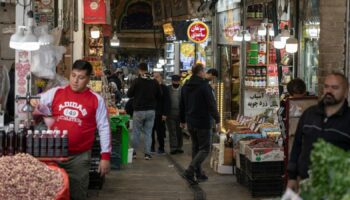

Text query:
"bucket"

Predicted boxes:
[[128, 148, 134, 163]]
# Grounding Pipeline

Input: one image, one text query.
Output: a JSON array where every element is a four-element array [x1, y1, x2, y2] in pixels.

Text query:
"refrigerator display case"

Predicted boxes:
[[165, 43, 176, 79]]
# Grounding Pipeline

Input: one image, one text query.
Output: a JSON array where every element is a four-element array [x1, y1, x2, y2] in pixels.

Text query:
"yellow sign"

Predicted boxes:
[[163, 23, 174, 35]]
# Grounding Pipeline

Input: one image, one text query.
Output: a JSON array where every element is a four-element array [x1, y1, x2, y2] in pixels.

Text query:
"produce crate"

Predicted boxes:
[[247, 176, 284, 197], [245, 145, 284, 162], [245, 160, 284, 179]]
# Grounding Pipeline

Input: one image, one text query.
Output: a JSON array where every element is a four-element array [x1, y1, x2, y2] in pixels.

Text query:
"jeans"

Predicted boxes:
[[152, 114, 166, 151], [166, 116, 183, 151], [186, 125, 211, 175], [58, 151, 91, 200], [132, 110, 155, 155]]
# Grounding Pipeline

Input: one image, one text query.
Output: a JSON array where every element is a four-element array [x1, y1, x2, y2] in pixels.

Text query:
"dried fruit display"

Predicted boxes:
[[0, 154, 64, 200]]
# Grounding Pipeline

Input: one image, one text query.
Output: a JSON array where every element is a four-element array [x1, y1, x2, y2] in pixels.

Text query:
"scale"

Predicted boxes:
[[15, 74, 40, 124]]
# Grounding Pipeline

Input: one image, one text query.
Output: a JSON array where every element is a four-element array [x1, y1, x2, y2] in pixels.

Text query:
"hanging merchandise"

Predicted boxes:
[[31, 45, 66, 79], [83, 0, 107, 24]]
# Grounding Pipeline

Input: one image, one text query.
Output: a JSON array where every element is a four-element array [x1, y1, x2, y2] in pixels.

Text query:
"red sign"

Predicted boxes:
[[187, 21, 209, 43], [83, 0, 107, 24]]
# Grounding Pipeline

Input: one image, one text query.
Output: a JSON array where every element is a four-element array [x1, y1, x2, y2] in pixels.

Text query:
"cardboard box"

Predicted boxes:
[[245, 146, 284, 162], [224, 147, 233, 165]]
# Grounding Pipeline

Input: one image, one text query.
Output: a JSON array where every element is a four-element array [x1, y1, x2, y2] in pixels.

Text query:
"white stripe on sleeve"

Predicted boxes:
[[94, 93, 112, 154]]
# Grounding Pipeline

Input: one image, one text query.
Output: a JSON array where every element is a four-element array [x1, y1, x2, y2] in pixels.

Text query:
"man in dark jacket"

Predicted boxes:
[[127, 63, 161, 160], [180, 63, 220, 184], [151, 72, 170, 154], [287, 72, 350, 192]]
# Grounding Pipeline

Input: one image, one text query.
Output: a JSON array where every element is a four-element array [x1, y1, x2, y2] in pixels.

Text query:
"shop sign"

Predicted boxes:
[[217, 0, 241, 13], [163, 23, 175, 36], [187, 21, 209, 44], [83, 0, 107, 24], [218, 10, 241, 45]]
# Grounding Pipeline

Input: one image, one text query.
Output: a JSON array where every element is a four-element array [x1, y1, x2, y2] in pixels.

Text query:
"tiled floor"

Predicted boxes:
[[87, 135, 257, 200]]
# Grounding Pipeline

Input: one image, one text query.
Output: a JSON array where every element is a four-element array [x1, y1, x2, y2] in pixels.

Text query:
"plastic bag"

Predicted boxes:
[[31, 45, 66, 79]]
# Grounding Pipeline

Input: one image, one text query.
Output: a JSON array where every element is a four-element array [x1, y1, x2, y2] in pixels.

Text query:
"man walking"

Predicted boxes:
[[180, 63, 220, 184], [152, 72, 170, 154], [127, 63, 161, 160], [166, 75, 184, 155], [287, 72, 350, 192]]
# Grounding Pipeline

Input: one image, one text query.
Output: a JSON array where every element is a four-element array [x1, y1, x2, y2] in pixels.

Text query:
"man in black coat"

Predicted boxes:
[[287, 72, 350, 192], [152, 72, 170, 154], [180, 63, 220, 184]]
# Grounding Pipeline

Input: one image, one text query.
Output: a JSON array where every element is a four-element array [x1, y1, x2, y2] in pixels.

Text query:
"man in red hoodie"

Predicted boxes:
[[31, 60, 111, 200]]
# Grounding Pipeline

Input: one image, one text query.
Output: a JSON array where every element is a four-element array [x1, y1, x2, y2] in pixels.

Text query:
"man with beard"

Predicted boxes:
[[287, 72, 350, 192]]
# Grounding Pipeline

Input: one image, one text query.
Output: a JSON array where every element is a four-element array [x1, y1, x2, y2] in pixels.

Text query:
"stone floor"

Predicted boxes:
[[87, 135, 268, 200]]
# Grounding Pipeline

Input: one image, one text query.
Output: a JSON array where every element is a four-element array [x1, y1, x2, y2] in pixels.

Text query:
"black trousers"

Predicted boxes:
[[152, 114, 166, 151]]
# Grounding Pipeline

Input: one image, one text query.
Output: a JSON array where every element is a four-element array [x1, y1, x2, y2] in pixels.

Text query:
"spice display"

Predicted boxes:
[[0, 154, 64, 200]]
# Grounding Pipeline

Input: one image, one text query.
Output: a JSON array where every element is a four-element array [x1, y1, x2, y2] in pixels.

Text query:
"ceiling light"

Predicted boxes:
[[258, 24, 266, 36], [158, 58, 165, 65], [268, 26, 275, 36], [244, 32, 251, 41], [91, 26, 100, 39], [110, 33, 120, 47], [9, 26, 25, 50], [20, 26, 40, 51], [273, 34, 285, 49], [233, 32, 243, 42], [280, 29, 290, 43], [285, 36, 298, 53]]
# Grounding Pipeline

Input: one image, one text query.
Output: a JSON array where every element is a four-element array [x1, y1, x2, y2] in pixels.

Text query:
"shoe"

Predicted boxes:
[[133, 152, 137, 159], [144, 154, 152, 160], [181, 171, 198, 185], [176, 149, 184, 154], [196, 174, 208, 182], [150, 149, 156, 154], [157, 149, 166, 155], [170, 150, 177, 155]]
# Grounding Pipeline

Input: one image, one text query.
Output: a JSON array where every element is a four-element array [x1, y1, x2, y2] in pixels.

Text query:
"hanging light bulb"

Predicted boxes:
[[38, 25, 54, 46], [280, 29, 290, 43], [258, 24, 267, 36], [9, 26, 25, 50], [244, 31, 251, 41], [285, 36, 298, 53], [268, 26, 275, 36], [20, 16, 40, 51], [110, 33, 120, 47], [90, 26, 100, 39], [273, 34, 285, 49]]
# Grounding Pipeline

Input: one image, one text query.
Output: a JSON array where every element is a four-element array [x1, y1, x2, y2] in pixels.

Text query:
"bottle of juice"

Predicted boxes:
[[33, 130, 41, 157], [17, 124, 26, 153], [40, 130, 47, 157], [7, 124, 15, 156], [0, 128, 6, 156], [61, 130, 68, 157], [26, 130, 33, 155], [47, 130, 55, 157], [54, 130, 61, 157]]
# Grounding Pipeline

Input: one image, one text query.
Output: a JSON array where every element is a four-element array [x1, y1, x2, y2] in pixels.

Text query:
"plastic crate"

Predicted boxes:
[[239, 154, 246, 172], [245, 160, 284, 179], [236, 168, 248, 187], [248, 176, 283, 197]]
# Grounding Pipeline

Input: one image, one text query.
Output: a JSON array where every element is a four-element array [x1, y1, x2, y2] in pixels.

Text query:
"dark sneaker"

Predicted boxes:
[[133, 152, 137, 159], [196, 174, 208, 182], [170, 150, 177, 155], [176, 149, 184, 154], [182, 171, 198, 185], [144, 154, 152, 160], [157, 149, 166, 155]]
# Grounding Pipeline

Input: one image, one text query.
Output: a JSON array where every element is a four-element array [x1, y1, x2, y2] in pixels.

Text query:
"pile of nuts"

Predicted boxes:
[[0, 154, 64, 200]]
